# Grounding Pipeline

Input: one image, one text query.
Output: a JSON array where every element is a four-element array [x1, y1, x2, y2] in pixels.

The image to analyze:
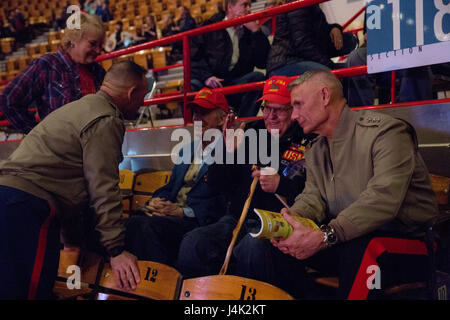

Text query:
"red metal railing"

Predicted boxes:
[[342, 5, 366, 30], [0, 2, 445, 132], [94, 0, 332, 124]]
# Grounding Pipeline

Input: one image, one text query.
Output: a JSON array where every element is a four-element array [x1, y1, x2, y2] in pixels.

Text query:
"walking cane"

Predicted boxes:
[[219, 165, 259, 275]]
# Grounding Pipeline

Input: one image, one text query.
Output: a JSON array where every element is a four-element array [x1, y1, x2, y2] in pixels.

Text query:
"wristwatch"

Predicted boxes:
[[108, 246, 124, 258], [320, 224, 338, 247]]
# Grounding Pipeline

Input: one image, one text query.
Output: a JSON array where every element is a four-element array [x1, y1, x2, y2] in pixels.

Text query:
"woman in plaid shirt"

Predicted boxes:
[[0, 12, 106, 134]]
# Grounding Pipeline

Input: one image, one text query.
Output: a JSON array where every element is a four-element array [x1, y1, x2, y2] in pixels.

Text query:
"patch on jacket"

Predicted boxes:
[[357, 115, 383, 127]]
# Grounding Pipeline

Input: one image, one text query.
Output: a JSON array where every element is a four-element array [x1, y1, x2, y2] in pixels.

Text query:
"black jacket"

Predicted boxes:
[[266, 3, 342, 74], [190, 12, 270, 83], [208, 120, 314, 220]]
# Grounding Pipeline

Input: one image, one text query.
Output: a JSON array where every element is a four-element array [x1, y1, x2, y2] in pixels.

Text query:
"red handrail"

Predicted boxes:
[[95, 0, 330, 62], [140, 66, 368, 107], [351, 97, 450, 111], [152, 63, 183, 73], [93, 0, 331, 125]]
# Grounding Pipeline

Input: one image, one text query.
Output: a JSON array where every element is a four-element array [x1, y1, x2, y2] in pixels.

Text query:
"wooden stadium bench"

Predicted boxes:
[[53, 250, 103, 300], [96, 260, 182, 300], [179, 275, 294, 300]]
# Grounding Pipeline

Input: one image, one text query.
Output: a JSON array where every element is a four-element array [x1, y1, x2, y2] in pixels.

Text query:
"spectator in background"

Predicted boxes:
[[190, 0, 270, 117], [84, 0, 99, 15], [105, 21, 145, 52], [267, 1, 358, 77], [8, 8, 28, 44], [171, 6, 197, 61], [161, 13, 176, 38], [173, 6, 197, 34], [95, 0, 112, 22], [0, 13, 106, 134], [139, 15, 158, 42]]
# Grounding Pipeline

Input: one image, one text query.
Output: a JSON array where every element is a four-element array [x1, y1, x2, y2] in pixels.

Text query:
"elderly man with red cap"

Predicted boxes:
[[125, 88, 230, 269], [175, 76, 314, 288]]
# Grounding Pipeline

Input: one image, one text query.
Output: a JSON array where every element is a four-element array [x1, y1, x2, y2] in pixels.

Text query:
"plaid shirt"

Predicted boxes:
[[0, 49, 105, 133]]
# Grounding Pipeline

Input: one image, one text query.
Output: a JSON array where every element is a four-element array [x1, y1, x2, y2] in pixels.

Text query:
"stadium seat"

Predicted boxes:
[[96, 260, 182, 300], [179, 275, 294, 300], [101, 59, 113, 71], [133, 169, 172, 195], [26, 43, 40, 56], [119, 169, 136, 216], [6, 58, 19, 73], [50, 40, 61, 53], [133, 50, 152, 70], [1, 38, 15, 54], [53, 250, 103, 300], [47, 31, 60, 43], [150, 46, 171, 68]]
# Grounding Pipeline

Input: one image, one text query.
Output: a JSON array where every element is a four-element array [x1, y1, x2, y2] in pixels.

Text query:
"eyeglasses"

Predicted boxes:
[[261, 105, 292, 116]]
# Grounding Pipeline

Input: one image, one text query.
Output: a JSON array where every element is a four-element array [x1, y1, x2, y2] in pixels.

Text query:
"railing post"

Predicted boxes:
[[391, 71, 396, 104], [271, 16, 276, 36], [183, 35, 192, 126]]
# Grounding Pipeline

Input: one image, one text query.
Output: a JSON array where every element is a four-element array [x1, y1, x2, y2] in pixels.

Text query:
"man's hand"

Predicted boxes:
[[271, 209, 326, 260], [110, 250, 141, 291], [158, 200, 184, 217], [205, 76, 224, 89], [146, 197, 184, 217], [251, 169, 280, 193], [146, 197, 166, 215], [223, 113, 246, 153], [330, 27, 343, 51]]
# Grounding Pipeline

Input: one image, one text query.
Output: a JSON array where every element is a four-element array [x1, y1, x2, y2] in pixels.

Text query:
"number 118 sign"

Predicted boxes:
[[366, 0, 450, 74]]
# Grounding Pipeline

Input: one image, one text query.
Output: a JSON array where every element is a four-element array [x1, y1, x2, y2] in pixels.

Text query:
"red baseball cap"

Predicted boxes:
[[257, 76, 293, 105], [187, 88, 229, 113]]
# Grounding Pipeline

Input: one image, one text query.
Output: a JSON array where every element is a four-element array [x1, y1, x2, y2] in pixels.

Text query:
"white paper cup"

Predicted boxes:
[[260, 167, 277, 176]]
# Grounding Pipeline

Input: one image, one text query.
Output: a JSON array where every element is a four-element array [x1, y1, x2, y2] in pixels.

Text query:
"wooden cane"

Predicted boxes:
[[219, 166, 259, 275]]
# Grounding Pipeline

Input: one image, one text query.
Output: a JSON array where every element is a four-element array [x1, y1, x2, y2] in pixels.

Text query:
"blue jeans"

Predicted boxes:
[[191, 71, 266, 118]]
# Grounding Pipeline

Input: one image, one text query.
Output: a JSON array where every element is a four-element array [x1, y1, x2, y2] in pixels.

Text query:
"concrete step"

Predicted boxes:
[[157, 72, 184, 82]]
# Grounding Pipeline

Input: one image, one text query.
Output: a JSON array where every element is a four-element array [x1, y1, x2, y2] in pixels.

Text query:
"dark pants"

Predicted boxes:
[[0, 186, 60, 300], [125, 215, 199, 267], [233, 232, 429, 300], [191, 71, 266, 118], [176, 215, 238, 277]]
